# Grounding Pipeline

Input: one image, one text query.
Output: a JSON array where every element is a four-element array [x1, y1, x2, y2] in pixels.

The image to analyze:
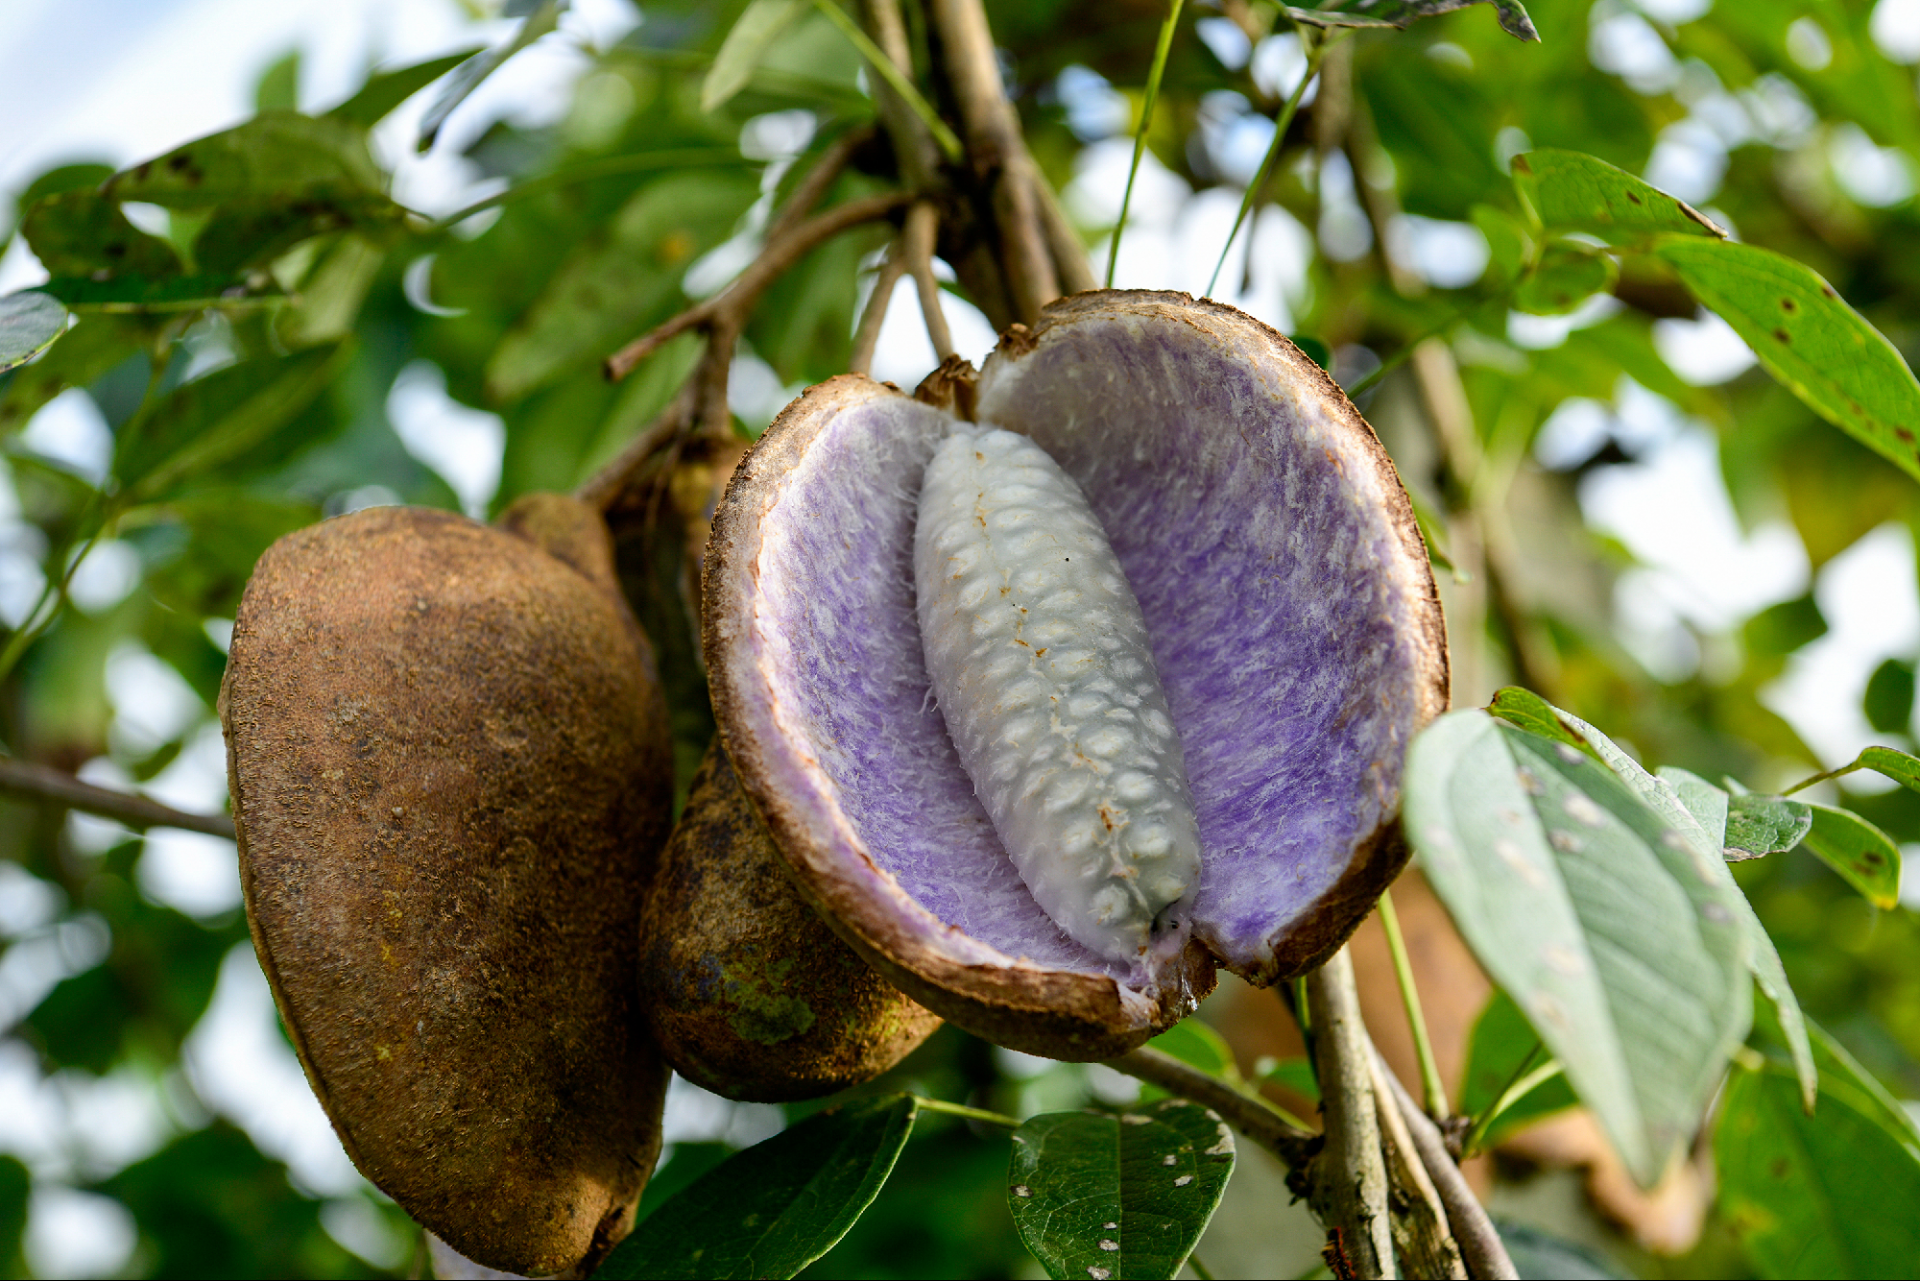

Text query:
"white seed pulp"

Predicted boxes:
[[914, 426, 1202, 964]]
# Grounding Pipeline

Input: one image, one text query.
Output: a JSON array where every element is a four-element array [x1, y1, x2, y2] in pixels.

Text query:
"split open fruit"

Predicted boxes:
[[221, 495, 673, 1276], [704, 291, 1449, 1060]]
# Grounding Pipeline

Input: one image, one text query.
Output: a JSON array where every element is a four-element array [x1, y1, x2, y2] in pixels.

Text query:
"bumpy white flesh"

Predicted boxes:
[[914, 426, 1202, 964]]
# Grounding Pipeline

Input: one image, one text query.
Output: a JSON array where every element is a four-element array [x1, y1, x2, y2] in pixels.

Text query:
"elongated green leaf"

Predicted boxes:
[[1144, 1020, 1241, 1086], [1717, 1061, 1920, 1278], [1285, 1, 1537, 41], [486, 170, 759, 400], [1513, 149, 1725, 244], [1808, 1021, 1920, 1152], [38, 274, 283, 313], [597, 1095, 916, 1279], [418, 0, 566, 150], [1008, 1099, 1234, 1281], [103, 112, 385, 209], [326, 49, 482, 129], [0, 293, 67, 374], [1800, 804, 1900, 909], [704, 0, 808, 112], [1860, 744, 1920, 793], [1459, 989, 1577, 1142], [1657, 237, 1920, 487], [1513, 247, 1617, 316], [1724, 794, 1813, 861], [1487, 686, 1598, 760], [1407, 711, 1752, 1185], [21, 190, 182, 279], [1864, 658, 1917, 734]]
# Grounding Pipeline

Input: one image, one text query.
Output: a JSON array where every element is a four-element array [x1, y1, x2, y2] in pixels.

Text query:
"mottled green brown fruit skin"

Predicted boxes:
[[220, 499, 673, 1278], [644, 742, 941, 1102]]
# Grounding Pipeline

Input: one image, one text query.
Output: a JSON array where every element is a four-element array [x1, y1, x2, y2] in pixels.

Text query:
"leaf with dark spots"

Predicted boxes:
[[1799, 804, 1900, 908], [21, 189, 182, 280], [1285, 1, 1538, 41], [1515, 148, 1725, 244], [103, 111, 386, 210]]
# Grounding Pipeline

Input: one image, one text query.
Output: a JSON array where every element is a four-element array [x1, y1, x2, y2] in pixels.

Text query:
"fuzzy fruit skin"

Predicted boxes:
[[644, 742, 941, 1102], [704, 291, 1448, 1061], [221, 498, 673, 1277]]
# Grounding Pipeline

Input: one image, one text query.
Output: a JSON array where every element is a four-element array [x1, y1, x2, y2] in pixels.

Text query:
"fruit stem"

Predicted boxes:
[[912, 1096, 1020, 1129], [1377, 890, 1449, 1121]]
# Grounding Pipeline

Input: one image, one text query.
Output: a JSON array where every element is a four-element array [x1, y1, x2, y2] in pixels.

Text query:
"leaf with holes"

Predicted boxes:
[[597, 1095, 916, 1280], [1008, 1099, 1234, 1281], [1800, 804, 1900, 909], [1860, 744, 1920, 794], [1724, 794, 1813, 862], [1657, 237, 1920, 487], [0, 293, 67, 374], [1717, 1060, 1920, 1278], [1406, 710, 1752, 1186], [1284, 1, 1537, 41], [1513, 149, 1725, 244]]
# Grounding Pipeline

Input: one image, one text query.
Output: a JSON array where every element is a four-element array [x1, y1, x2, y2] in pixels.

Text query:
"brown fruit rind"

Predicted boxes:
[[704, 291, 1447, 1060], [643, 742, 941, 1101], [222, 500, 673, 1276]]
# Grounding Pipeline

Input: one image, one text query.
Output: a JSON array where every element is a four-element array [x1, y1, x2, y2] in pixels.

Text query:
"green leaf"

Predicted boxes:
[[1406, 710, 1752, 1185], [1860, 744, 1920, 794], [0, 315, 151, 436], [37, 274, 284, 313], [191, 190, 401, 276], [326, 50, 482, 129], [1495, 1221, 1630, 1279], [1145, 1021, 1242, 1086], [1808, 1020, 1920, 1152], [1744, 593, 1826, 657], [1008, 1099, 1234, 1281], [1256, 1057, 1319, 1103], [1656, 237, 1920, 488], [597, 1095, 916, 1279], [1864, 658, 1917, 735], [1285, 1, 1538, 41], [486, 170, 760, 401], [1513, 246, 1618, 316], [102, 111, 386, 210], [1459, 989, 1578, 1142], [418, 0, 566, 151], [1717, 1061, 1920, 1278], [704, 0, 808, 112], [0, 293, 68, 374], [1470, 204, 1532, 287], [1724, 793, 1813, 861], [21, 189, 182, 279], [1513, 149, 1725, 244], [1799, 804, 1900, 909], [1654, 765, 1728, 847], [8, 163, 116, 234], [1487, 686, 1598, 760]]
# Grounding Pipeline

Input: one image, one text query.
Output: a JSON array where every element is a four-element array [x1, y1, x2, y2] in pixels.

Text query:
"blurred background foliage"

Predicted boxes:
[[0, 0, 1918, 1275]]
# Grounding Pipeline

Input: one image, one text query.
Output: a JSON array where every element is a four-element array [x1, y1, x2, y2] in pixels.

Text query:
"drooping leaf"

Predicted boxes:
[[20, 189, 182, 279], [1717, 1061, 1920, 1278], [1657, 237, 1920, 487], [1724, 794, 1813, 862], [1864, 657, 1917, 734], [1458, 989, 1578, 1142], [37, 274, 283, 313], [1799, 803, 1900, 909], [326, 49, 483, 129], [0, 293, 68, 374], [703, 0, 809, 112], [1406, 710, 1752, 1185], [102, 111, 386, 209], [1513, 149, 1725, 244], [1513, 246, 1618, 316], [1008, 1099, 1234, 1281], [1284, 1, 1537, 41], [418, 1, 567, 151], [597, 1095, 916, 1279], [1860, 744, 1920, 794], [486, 170, 759, 401]]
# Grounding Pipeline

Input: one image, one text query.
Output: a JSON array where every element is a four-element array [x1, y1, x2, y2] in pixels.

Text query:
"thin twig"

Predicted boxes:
[[1105, 1045, 1315, 1163], [928, 0, 1060, 322], [850, 232, 911, 375], [1305, 948, 1395, 1279], [0, 756, 236, 840], [1782, 754, 1863, 796], [903, 200, 954, 360], [1369, 1055, 1468, 1279], [913, 1096, 1020, 1128], [1374, 1053, 1520, 1281], [604, 191, 910, 381], [1377, 890, 1449, 1121], [575, 377, 699, 513]]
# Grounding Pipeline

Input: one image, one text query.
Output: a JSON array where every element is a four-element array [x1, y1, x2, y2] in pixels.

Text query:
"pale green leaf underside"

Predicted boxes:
[[0, 292, 68, 373]]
